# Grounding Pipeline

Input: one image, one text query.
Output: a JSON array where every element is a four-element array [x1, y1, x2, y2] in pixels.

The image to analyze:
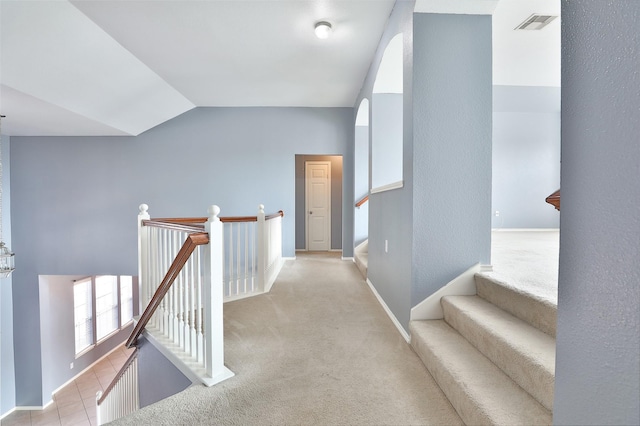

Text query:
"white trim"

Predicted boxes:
[[0, 408, 17, 420], [410, 263, 480, 321], [142, 329, 234, 387], [370, 180, 403, 194], [283, 256, 296, 261], [366, 278, 410, 343], [12, 404, 53, 411], [341, 257, 354, 261]]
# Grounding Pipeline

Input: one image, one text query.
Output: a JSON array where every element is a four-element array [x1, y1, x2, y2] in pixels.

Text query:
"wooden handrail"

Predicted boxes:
[[545, 189, 560, 211], [142, 219, 205, 233], [126, 232, 210, 348], [355, 195, 369, 208], [265, 210, 285, 221], [97, 348, 138, 405], [144, 210, 284, 228]]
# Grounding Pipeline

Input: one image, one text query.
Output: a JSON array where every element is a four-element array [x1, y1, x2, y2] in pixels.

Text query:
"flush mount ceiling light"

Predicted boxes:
[[515, 14, 558, 30], [314, 21, 332, 39]]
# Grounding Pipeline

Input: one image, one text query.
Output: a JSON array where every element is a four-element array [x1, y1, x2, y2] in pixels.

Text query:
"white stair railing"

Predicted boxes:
[[133, 204, 233, 386], [224, 204, 284, 300], [101, 203, 284, 423], [96, 349, 139, 425]]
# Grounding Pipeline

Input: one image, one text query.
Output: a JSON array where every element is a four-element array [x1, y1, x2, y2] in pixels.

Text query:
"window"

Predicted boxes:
[[95, 275, 119, 341], [74, 278, 93, 354], [74, 275, 135, 355], [120, 276, 133, 324]]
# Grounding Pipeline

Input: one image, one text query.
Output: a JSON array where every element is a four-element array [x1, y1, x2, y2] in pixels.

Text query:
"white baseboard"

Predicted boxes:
[[342, 256, 354, 261], [365, 278, 410, 343], [410, 263, 480, 321]]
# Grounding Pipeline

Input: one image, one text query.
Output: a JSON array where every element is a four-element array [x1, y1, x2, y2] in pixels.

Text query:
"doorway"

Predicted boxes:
[[294, 155, 343, 252]]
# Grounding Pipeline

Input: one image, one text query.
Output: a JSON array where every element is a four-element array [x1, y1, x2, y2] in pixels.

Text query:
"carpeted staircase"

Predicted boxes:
[[354, 239, 368, 279], [410, 273, 556, 425]]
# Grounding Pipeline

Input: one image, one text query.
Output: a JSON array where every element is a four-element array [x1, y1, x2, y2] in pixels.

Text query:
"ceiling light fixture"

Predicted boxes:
[[314, 21, 332, 39]]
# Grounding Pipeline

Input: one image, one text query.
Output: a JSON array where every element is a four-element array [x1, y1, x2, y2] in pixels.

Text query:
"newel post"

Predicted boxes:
[[257, 204, 267, 292], [138, 204, 150, 312], [203, 205, 233, 384]]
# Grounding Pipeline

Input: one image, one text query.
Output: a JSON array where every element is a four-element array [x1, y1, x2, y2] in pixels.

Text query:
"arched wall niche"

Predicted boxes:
[[371, 33, 403, 193]]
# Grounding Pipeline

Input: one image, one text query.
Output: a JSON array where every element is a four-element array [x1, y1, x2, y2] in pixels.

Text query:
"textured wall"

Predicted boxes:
[[412, 13, 492, 307], [554, 1, 640, 424], [371, 93, 403, 189], [354, 1, 414, 333], [10, 106, 353, 406]]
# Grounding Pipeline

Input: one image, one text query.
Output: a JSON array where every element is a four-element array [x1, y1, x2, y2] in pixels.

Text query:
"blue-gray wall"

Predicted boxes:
[[411, 13, 492, 309], [1, 136, 15, 415], [554, 1, 640, 424], [493, 85, 560, 229], [371, 93, 403, 189], [355, 1, 415, 333], [137, 336, 191, 408], [10, 107, 353, 406]]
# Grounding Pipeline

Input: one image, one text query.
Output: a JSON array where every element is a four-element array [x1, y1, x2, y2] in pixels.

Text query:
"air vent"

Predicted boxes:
[[515, 14, 557, 30]]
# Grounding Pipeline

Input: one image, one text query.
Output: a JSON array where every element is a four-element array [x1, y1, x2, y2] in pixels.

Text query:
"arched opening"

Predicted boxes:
[[371, 33, 403, 193]]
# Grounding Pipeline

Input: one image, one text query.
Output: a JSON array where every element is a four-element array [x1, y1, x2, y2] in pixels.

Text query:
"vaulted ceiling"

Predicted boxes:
[[0, 0, 559, 137]]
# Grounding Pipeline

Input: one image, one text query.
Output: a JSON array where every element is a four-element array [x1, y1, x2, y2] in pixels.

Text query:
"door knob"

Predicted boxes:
[[309, 211, 313, 214]]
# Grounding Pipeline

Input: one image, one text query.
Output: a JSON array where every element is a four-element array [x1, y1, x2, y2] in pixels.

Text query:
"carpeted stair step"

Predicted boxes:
[[475, 274, 557, 337], [354, 240, 368, 279], [441, 295, 555, 411], [410, 320, 551, 426]]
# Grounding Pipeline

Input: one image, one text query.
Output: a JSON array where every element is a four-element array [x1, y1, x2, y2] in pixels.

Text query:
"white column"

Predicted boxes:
[[203, 205, 234, 385]]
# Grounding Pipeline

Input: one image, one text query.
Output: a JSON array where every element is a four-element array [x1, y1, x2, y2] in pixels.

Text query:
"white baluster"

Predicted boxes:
[[257, 204, 266, 292], [243, 222, 249, 294]]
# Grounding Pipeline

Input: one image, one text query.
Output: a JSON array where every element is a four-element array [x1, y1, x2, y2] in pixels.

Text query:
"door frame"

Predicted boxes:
[[305, 160, 332, 251]]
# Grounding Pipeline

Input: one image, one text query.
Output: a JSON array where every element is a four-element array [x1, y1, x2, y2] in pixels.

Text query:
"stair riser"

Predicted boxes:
[[442, 296, 555, 411], [475, 274, 557, 337]]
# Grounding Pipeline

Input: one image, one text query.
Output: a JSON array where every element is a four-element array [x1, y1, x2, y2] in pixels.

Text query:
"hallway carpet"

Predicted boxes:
[[112, 252, 463, 425]]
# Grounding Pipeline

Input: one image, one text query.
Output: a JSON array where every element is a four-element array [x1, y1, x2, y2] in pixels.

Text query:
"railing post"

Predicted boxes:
[[257, 204, 266, 293], [203, 205, 233, 384], [138, 204, 150, 314]]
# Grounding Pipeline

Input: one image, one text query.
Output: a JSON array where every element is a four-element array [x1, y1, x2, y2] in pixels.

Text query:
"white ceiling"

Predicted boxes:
[[0, 0, 559, 137]]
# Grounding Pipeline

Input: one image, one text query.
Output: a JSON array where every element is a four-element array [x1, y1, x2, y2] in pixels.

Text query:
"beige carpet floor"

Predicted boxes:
[[112, 252, 463, 426], [488, 230, 559, 305]]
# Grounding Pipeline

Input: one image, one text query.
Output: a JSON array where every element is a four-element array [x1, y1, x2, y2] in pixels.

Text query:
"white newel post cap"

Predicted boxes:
[[259, 204, 265, 214], [208, 205, 221, 221], [139, 204, 148, 214]]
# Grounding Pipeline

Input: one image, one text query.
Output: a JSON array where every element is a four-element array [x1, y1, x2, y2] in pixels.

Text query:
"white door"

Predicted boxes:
[[306, 161, 331, 251]]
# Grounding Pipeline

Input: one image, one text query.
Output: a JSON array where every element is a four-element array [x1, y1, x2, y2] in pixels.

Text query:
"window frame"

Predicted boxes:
[[73, 275, 135, 357]]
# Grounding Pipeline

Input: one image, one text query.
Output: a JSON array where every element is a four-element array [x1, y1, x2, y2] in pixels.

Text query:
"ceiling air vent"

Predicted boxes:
[[515, 14, 557, 30]]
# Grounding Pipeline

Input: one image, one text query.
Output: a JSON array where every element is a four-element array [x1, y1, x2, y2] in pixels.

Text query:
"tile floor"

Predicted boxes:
[[1, 345, 135, 426]]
